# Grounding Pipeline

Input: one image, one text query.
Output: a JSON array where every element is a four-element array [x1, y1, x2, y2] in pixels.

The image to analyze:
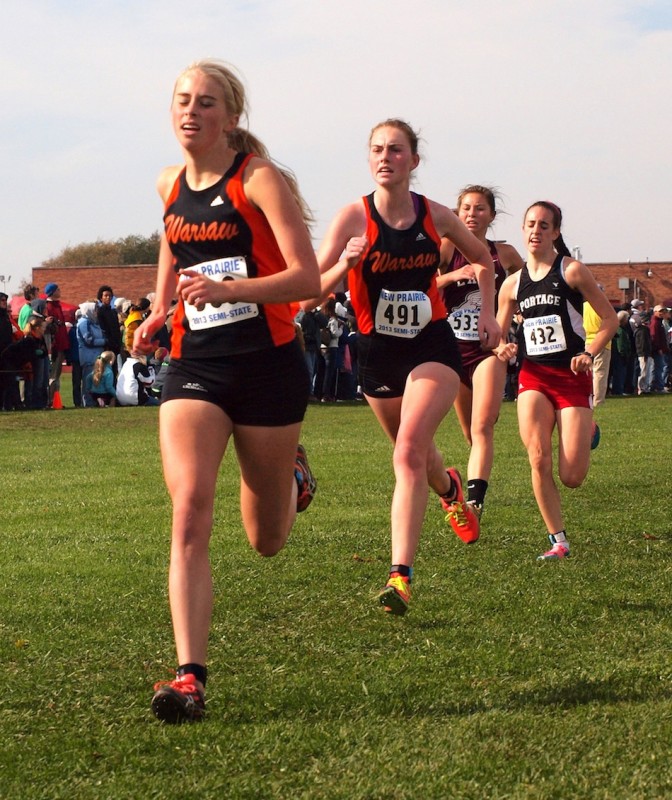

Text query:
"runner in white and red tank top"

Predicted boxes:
[[494, 201, 617, 562]]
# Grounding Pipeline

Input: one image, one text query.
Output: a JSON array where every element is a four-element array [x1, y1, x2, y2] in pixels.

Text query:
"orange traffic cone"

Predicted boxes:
[[52, 390, 64, 410]]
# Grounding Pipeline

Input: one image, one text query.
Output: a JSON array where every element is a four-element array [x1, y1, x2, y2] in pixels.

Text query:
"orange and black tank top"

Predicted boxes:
[[348, 192, 446, 338], [164, 152, 296, 359]]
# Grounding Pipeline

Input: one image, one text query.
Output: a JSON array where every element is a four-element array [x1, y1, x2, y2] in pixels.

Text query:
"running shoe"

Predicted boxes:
[[537, 534, 570, 562], [295, 444, 317, 512], [151, 673, 206, 724], [440, 468, 480, 543], [590, 421, 601, 450], [378, 573, 411, 616]]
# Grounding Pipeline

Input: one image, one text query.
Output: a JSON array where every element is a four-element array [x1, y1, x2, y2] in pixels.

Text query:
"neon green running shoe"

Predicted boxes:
[[378, 573, 411, 616]]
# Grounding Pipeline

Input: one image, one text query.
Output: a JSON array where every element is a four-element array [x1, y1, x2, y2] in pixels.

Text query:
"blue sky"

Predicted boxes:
[[1, 0, 670, 294]]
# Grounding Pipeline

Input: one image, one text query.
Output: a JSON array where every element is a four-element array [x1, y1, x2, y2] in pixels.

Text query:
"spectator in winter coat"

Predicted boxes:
[[148, 347, 170, 400], [0, 292, 20, 355], [44, 283, 71, 406], [649, 305, 670, 392], [124, 299, 150, 353], [77, 302, 107, 407], [633, 312, 653, 395], [116, 353, 159, 406], [297, 307, 327, 399], [610, 310, 633, 396], [65, 320, 83, 407], [96, 285, 123, 369], [86, 351, 117, 407], [1, 315, 47, 410]]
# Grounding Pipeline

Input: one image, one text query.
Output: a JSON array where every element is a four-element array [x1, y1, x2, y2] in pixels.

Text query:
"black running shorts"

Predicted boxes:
[[357, 319, 462, 399], [161, 338, 310, 426]]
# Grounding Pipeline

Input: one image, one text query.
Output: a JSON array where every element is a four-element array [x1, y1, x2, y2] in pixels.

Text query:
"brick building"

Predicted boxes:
[[587, 260, 672, 309], [30, 264, 158, 307]]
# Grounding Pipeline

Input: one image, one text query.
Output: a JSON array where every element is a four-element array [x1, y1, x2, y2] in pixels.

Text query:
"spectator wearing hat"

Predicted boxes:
[[632, 312, 653, 395], [44, 283, 71, 406], [650, 305, 670, 392], [610, 311, 633, 396], [77, 302, 107, 407], [630, 298, 644, 313], [26, 295, 50, 409]]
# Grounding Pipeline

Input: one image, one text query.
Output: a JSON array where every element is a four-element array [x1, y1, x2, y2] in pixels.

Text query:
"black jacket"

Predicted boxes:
[[97, 302, 122, 354]]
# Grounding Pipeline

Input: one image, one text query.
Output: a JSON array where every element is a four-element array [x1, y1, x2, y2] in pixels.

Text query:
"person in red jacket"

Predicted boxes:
[[649, 304, 670, 392], [44, 283, 71, 407]]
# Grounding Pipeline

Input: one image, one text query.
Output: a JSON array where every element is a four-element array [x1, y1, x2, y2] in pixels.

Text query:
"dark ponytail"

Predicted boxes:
[[553, 233, 572, 258]]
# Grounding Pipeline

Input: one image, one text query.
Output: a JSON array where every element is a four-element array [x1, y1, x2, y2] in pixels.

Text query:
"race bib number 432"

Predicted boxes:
[[374, 289, 432, 338], [523, 314, 567, 356], [181, 256, 259, 331]]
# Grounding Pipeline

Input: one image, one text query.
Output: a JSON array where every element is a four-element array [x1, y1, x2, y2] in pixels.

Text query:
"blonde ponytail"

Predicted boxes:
[[177, 59, 314, 229]]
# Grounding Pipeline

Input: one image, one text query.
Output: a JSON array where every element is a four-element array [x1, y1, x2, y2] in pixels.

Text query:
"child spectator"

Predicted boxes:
[[86, 351, 117, 407]]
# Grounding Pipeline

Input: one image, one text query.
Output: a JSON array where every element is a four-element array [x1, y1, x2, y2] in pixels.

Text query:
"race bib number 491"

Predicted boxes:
[[181, 256, 259, 331], [374, 289, 432, 338]]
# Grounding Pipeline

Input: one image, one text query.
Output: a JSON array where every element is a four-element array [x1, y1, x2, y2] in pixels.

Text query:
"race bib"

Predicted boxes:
[[448, 294, 481, 341], [181, 256, 259, 331], [523, 314, 567, 356], [374, 289, 432, 339]]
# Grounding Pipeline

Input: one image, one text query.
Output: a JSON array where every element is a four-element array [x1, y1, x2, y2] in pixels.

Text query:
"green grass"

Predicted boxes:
[[1, 384, 671, 799]]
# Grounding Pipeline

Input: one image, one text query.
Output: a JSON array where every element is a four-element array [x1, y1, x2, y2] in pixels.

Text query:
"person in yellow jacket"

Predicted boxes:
[[124, 298, 150, 352], [583, 284, 612, 407]]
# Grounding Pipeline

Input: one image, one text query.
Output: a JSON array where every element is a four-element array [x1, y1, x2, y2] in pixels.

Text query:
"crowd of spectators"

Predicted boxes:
[[2, 280, 670, 412], [0, 283, 172, 411], [294, 291, 360, 403]]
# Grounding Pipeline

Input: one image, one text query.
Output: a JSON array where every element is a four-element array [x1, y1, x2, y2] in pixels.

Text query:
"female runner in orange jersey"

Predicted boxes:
[[306, 120, 501, 615], [134, 60, 320, 723]]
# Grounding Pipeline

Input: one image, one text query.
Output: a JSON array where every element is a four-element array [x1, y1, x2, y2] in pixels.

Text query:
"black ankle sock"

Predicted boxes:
[[467, 479, 488, 507], [440, 475, 456, 501], [390, 564, 413, 581], [177, 663, 207, 688]]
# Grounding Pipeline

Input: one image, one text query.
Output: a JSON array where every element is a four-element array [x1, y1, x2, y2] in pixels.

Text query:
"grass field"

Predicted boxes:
[[1, 384, 670, 799]]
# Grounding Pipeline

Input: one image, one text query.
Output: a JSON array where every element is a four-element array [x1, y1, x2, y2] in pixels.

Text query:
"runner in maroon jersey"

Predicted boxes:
[[437, 186, 524, 528], [134, 60, 320, 723], [494, 201, 617, 562], [306, 120, 501, 615]]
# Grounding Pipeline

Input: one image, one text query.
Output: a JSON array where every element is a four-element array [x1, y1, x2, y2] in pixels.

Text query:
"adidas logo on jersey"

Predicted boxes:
[[374, 385, 391, 392], [210, 196, 224, 207], [182, 382, 208, 392], [415, 232, 426, 241]]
